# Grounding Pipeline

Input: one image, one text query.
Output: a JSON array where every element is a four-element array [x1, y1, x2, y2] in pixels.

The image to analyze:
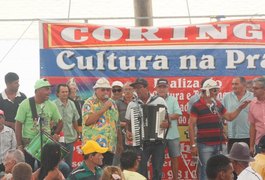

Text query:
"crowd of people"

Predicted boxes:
[[0, 72, 265, 180]]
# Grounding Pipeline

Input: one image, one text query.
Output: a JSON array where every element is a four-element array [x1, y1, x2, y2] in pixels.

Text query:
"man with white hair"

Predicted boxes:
[[189, 78, 251, 180], [1, 149, 25, 179], [82, 77, 122, 166]]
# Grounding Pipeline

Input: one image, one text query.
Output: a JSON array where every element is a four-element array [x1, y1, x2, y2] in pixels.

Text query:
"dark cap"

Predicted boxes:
[[130, 78, 148, 87], [156, 78, 168, 87], [258, 135, 265, 149]]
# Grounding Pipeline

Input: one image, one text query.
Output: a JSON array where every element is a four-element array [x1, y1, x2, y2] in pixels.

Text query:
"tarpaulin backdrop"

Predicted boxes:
[[40, 19, 264, 179]]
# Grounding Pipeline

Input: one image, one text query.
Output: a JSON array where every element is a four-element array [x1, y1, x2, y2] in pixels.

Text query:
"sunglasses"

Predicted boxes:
[[112, 89, 122, 93], [253, 86, 264, 90], [210, 88, 219, 92]]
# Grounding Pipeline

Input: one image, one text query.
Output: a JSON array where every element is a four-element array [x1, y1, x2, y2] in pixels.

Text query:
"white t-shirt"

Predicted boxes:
[[237, 166, 262, 180]]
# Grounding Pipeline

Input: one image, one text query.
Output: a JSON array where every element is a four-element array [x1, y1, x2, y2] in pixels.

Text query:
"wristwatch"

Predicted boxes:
[[191, 144, 197, 148]]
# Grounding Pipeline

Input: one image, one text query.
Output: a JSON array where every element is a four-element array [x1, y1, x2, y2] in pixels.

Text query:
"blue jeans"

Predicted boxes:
[[198, 143, 227, 180], [62, 142, 74, 170], [59, 161, 71, 178], [138, 141, 166, 180]]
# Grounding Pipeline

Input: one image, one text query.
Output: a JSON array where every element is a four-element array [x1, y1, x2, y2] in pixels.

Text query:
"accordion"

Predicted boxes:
[[130, 104, 168, 146]]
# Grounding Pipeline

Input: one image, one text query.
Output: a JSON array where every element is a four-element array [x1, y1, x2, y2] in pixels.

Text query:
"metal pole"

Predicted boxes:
[[133, 0, 153, 26]]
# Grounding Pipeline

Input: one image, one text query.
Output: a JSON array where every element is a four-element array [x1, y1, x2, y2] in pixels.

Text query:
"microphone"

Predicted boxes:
[[211, 98, 217, 106], [104, 95, 112, 110], [133, 92, 138, 99], [104, 94, 109, 99], [210, 97, 219, 113]]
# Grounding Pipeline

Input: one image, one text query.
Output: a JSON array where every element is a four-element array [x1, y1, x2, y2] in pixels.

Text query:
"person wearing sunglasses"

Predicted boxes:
[[82, 78, 122, 166], [189, 78, 251, 180], [111, 81, 124, 101]]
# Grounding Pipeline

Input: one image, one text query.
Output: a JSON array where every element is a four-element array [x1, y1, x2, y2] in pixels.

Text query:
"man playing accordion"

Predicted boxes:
[[125, 78, 169, 180]]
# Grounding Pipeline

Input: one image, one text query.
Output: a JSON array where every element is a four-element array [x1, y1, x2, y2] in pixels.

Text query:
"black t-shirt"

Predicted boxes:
[[0, 92, 27, 122]]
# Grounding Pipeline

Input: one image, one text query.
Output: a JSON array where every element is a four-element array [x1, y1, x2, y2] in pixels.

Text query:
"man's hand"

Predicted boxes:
[[17, 145, 24, 152], [160, 120, 170, 129], [52, 134, 60, 142], [103, 100, 112, 111], [120, 121, 127, 128], [238, 100, 251, 110], [126, 130, 133, 141]]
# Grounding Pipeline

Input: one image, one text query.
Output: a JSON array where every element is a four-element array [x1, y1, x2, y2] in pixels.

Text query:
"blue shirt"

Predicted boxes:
[[165, 95, 182, 139], [222, 91, 254, 139]]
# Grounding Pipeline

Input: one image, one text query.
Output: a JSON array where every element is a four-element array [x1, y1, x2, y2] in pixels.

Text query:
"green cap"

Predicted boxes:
[[34, 78, 52, 90]]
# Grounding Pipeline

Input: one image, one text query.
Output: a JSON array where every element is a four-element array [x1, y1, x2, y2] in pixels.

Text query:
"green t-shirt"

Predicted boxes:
[[67, 161, 102, 180], [15, 98, 62, 140]]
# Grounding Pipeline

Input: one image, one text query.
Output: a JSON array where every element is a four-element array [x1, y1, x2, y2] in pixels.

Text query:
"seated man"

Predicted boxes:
[[1, 149, 25, 180], [227, 142, 262, 180], [120, 149, 146, 180], [206, 154, 234, 180], [12, 162, 32, 180], [251, 135, 265, 179], [67, 140, 108, 180], [0, 109, 17, 177]]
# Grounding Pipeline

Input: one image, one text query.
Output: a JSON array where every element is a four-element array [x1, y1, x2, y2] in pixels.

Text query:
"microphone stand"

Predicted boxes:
[[211, 98, 224, 154], [38, 104, 45, 161]]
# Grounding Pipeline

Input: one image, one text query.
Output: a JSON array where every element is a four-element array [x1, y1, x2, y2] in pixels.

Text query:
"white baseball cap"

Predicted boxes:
[[111, 81, 123, 88], [201, 79, 220, 90], [201, 79, 220, 97]]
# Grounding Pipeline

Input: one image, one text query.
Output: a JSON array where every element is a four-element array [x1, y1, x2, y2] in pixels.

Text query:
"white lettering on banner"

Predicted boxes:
[[196, 24, 230, 39], [226, 50, 265, 69], [153, 78, 200, 89], [186, 92, 192, 100], [93, 26, 123, 42], [179, 54, 216, 70], [233, 24, 262, 40], [61, 27, 89, 42], [56, 50, 265, 72], [179, 103, 188, 112], [59, 23, 263, 43], [56, 50, 169, 71], [170, 26, 189, 40], [178, 116, 187, 124], [126, 27, 162, 41]]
